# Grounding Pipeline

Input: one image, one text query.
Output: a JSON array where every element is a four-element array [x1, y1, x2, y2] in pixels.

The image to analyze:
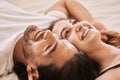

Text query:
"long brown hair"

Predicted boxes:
[[106, 31, 120, 48]]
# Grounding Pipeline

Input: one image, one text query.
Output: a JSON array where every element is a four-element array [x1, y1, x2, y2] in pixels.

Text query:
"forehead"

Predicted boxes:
[[52, 20, 71, 36], [54, 19, 76, 25], [55, 20, 70, 26]]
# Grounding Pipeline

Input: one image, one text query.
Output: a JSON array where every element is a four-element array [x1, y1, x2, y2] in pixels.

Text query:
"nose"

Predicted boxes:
[[43, 30, 57, 41], [79, 21, 94, 29], [43, 30, 53, 39], [73, 23, 82, 32]]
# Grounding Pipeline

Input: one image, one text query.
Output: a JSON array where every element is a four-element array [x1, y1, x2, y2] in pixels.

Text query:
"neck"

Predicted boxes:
[[85, 42, 120, 70], [13, 36, 27, 66]]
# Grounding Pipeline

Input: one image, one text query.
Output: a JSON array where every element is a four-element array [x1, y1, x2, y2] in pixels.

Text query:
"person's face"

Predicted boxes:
[[52, 20, 101, 51], [23, 25, 78, 68]]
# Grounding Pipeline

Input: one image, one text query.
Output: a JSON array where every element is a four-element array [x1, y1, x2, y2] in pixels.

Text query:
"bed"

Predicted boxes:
[[0, 0, 120, 80], [0, 0, 120, 43]]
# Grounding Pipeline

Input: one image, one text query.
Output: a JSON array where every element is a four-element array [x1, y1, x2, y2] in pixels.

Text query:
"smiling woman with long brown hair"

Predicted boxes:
[[51, 20, 120, 80]]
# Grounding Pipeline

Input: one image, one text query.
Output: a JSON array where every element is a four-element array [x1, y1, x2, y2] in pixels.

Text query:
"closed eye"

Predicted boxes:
[[44, 45, 51, 51]]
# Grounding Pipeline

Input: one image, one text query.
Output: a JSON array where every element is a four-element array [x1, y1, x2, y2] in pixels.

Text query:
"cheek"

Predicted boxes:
[[52, 50, 74, 68], [31, 47, 42, 56], [68, 32, 80, 47], [87, 30, 101, 42], [35, 56, 54, 66], [31, 42, 46, 56], [68, 32, 89, 51]]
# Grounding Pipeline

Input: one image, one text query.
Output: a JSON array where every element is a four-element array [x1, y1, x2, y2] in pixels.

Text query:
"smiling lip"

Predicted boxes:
[[81, 29, 89, 40], [34, 30, 45, 41]]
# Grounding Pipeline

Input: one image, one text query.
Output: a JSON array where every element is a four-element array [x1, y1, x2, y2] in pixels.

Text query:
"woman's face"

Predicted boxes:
[[52, 20, 101, 51], [23, 25, 78, 68]]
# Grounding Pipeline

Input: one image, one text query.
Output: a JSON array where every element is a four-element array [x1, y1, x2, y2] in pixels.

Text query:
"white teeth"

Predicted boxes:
[[83, 29, 89, 38]]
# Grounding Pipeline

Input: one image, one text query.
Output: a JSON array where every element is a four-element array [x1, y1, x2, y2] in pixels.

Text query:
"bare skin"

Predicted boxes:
[[52, 19, 108, 42], [14, 0, 108, 79], [13, 25, 78, 80], [47, 0, 107, 32], [55, 21, 120, 80]]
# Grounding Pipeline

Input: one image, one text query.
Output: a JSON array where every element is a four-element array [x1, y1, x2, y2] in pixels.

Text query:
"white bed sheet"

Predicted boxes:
[[0, 0, 120, 43], [6, 0, 120, 31], [0, 0, 119, 79]]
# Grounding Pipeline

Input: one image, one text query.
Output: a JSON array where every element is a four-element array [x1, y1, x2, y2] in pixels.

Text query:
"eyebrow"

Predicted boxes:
[[69, 19, 78, 25]]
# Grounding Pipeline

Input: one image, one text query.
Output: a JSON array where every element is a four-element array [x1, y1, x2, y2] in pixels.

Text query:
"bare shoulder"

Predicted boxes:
[[95, 67, 120, 80]]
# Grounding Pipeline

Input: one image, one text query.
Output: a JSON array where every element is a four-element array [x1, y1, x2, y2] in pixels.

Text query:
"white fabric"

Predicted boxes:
[[0, 0, 67, 43], [0, 0, 120, 80], [0, 31, 23, 80], [0, 1, 67, 80], [6, 0, 120, 32]]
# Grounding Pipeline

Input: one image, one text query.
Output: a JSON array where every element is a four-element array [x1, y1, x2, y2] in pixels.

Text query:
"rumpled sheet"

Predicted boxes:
[[0, 0, 120, 43], [7, 0, 120, 31], [0, 0, 119, 80]]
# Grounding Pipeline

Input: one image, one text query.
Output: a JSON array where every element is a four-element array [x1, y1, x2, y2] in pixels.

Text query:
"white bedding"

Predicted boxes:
[[0, 0, 119, 79], [6, 0, 120, 31], [0, 0, 120, 42]]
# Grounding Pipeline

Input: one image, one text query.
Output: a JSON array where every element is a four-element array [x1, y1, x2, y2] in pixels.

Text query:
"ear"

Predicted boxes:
[[27, 64, 40, 80]]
